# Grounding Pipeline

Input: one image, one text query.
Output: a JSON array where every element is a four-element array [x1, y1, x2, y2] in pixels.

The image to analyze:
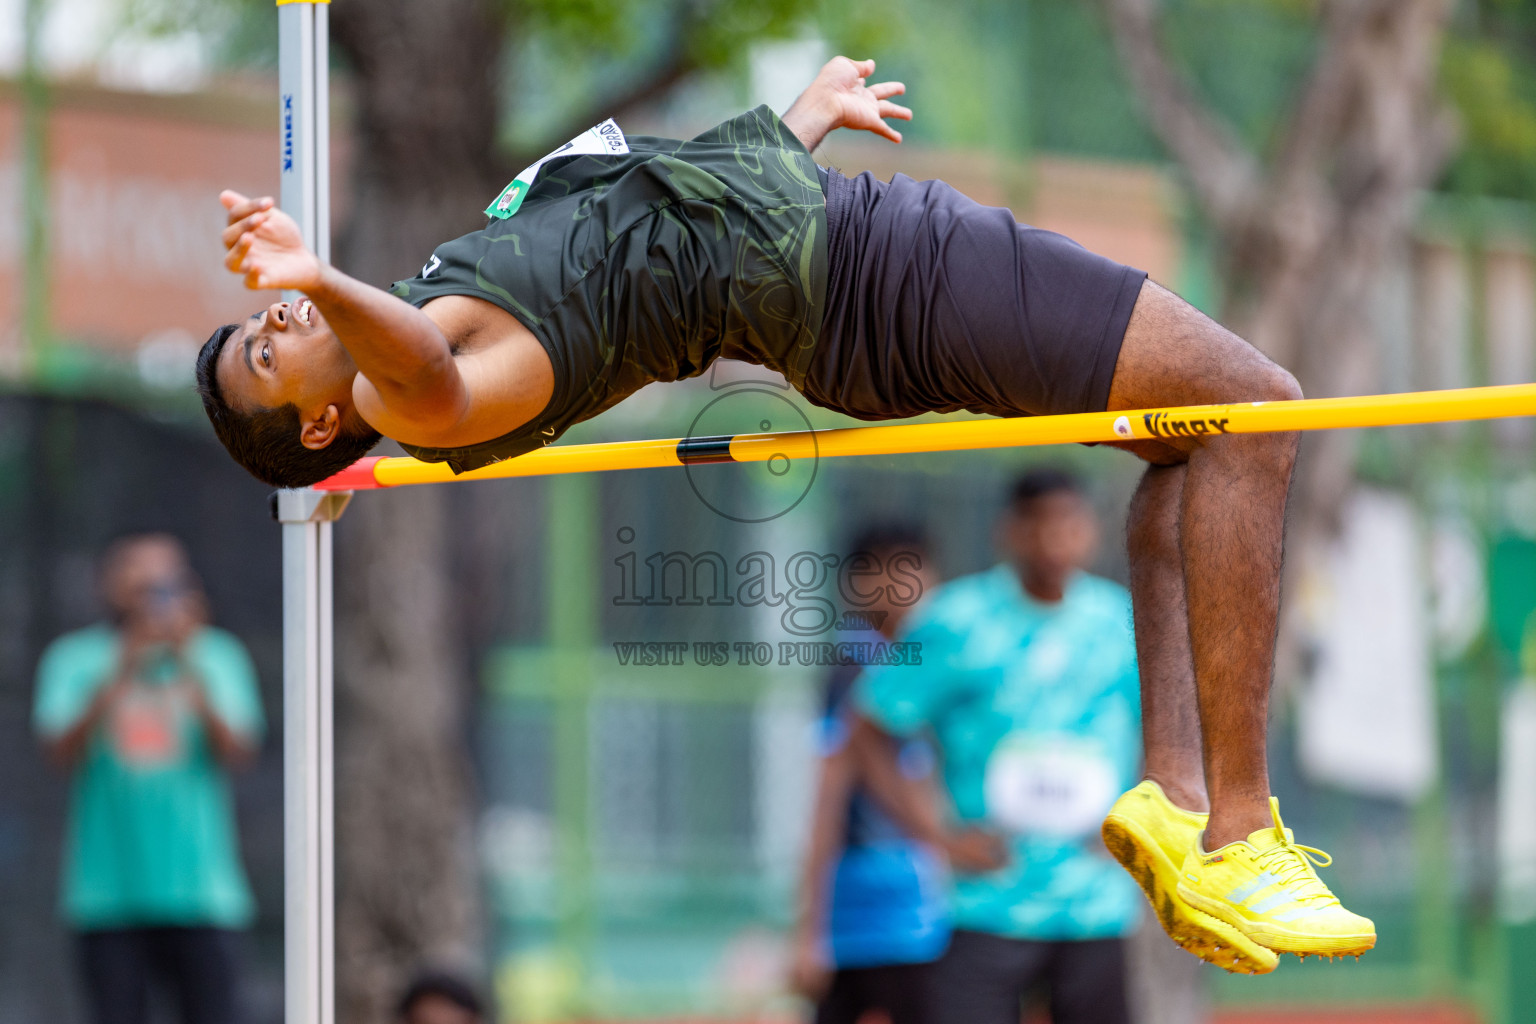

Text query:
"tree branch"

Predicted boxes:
[[1271, 0, 1434, 196], [1099, 0, 1261, 227], [1328, 0, 1456, 261]]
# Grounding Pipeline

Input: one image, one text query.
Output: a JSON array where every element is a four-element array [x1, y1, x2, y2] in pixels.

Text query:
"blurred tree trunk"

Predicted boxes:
[[1102, 0, 1455, 658], [333, 489, 483, 1024], [328, 2, 503, 1022], [320, 0, 774, 1017]]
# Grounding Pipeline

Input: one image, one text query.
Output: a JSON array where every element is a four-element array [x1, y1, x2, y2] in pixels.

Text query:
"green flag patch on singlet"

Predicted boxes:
[[486, 119, 630, 220]]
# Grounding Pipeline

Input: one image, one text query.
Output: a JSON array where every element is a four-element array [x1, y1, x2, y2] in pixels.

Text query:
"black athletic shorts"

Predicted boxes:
[[802, 167, 1147, 420]]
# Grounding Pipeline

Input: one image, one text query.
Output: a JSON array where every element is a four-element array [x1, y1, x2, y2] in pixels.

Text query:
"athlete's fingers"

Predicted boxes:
[[872, 119, 902, 144], [870, 81, 905, 100], [852, 58, 876, 78], [221, 211, 269, 250], [243, 262, 275, 291], [221, 191, 273, 223], [224, 203, 270, 231], [224, 233, 256, 273], [878, 101, 913, 122]]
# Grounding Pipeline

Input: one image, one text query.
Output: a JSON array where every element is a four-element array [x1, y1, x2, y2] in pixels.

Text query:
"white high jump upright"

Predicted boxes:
[[274, 3, 348, 1024]]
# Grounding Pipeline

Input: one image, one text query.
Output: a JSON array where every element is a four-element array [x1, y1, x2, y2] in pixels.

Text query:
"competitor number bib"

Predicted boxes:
[[982, 733, 1118, 838], [486, 118, 630, 220]]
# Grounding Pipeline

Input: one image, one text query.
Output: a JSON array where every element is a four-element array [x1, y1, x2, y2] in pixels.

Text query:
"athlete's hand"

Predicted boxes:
[[783, 56, 911, 152], [220, 190, 323, 292], [814, 57, 911, 144]]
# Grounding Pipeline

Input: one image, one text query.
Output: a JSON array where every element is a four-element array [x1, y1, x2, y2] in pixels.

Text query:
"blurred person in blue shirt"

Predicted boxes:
[[791, 523, 1006, 1024], [33, 534, 264, 1024], [855, 469, 1141, 1024]]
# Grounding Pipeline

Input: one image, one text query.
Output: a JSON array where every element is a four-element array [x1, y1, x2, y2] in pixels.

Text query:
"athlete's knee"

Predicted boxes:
[[1203, 326, 1302, 406], [1225, 361, 1302, 473], [1251, 361, 1303, 405]]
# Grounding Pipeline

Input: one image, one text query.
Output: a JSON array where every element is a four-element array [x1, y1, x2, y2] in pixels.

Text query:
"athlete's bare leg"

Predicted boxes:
[[1124, 461, 1208, 814], [1106, 279, 1301, 849]]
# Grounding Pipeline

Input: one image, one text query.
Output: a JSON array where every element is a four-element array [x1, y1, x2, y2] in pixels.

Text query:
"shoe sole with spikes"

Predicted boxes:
[[1177, 883, 1377, 960], [1103, 811, 1280, 974]]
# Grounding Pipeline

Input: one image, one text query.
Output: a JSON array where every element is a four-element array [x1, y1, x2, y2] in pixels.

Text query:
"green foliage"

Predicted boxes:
[[495, 0, 817, 154], [120, 0, 1536, 209], [208, 0, 279, 70], [820, 0, 1536, 210], [1158, 0, 1318, 155], [118, 0, 245, 37], [508, 0, 666, 55], [791, 0, 1033, 154], [1029, 0, 1158, 160], [119, 0, 275, 69], [690, 0, 815, 67], [508, 0, 813, 68], [793, 0, 1320, 161], [808, 0, 899, 60], [1441, 36, 1536, 199]]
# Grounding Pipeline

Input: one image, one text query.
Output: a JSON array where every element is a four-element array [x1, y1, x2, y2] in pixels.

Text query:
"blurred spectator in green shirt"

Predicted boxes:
[[33, 533, 264, 1024]]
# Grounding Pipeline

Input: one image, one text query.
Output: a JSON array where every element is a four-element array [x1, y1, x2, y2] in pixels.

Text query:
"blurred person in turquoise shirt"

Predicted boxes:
[[855, 469, 1141, 1024], [33, 534, 264, 1024]]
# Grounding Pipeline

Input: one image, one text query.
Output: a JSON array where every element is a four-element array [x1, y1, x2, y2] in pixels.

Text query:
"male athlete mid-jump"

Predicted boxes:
[[197, 56, 1372, 974]]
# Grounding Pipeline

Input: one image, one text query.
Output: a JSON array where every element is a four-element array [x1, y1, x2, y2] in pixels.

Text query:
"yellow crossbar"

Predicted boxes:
[[313, 383, 1536, 491]]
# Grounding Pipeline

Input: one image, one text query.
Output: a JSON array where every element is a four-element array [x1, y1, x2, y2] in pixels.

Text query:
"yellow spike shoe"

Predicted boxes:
[[1102, 781, 1280, 974], [1176, 797, 1376, 959]]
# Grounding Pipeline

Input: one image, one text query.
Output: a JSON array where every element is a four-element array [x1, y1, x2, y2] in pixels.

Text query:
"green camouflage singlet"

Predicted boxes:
[[389, 105, 827, 472]]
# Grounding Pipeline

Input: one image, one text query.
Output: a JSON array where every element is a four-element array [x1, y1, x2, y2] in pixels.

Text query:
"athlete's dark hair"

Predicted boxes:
[[1008, 466, 1084, 510], [195, 322, 381, 489]]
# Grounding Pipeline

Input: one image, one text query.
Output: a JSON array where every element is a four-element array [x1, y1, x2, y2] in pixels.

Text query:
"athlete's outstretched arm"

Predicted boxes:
[[782, 56, 912, 152], [219, 190, 469, 429]]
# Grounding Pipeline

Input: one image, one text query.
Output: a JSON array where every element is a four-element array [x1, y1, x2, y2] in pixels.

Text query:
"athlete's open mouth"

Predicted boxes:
[[296, 299, 314, 326]]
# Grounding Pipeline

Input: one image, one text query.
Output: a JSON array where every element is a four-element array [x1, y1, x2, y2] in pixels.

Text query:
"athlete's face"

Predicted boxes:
[[217, 298, 357, 449]]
